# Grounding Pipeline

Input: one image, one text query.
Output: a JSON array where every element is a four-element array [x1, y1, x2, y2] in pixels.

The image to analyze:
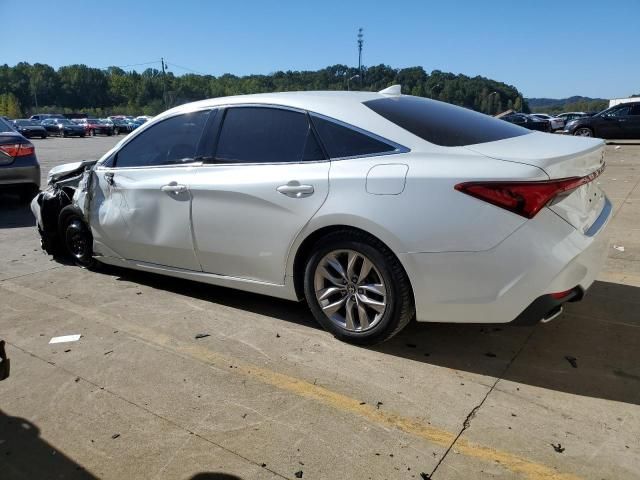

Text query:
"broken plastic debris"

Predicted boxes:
[[551, 443, 565, 453], [615, 146, 621, 150], [613, 245, 625, 252], [194, 333, 210, 339], [49, 334, 81, 344], [295, 471, 303, 478]]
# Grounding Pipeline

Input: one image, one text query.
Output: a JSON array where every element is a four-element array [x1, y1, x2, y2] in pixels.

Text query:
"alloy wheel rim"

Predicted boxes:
[[68, 222, 87, 259], [575, 128, 592, 137], [314, 249, 387, 333]]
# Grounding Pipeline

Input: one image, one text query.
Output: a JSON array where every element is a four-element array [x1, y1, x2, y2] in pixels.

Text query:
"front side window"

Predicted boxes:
[[364, 95, 530, 147], [310, 115, 397, 159], [115, 110, 210, 168], [214, 107, 324, 163]]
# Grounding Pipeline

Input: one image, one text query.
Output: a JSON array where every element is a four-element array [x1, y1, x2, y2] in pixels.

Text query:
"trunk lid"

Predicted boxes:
[[466, 132, 607, 235]]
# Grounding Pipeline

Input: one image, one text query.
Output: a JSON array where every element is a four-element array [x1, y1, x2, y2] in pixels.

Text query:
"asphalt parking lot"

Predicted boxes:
[[1, 136, 639, 480]]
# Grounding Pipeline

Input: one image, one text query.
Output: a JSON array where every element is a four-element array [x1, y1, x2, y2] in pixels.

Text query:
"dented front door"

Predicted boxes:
[[90, 164, 201, 271]]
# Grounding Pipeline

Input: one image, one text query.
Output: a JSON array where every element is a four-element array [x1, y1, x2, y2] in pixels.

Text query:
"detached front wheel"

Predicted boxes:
[[304, 231, 414, 345], [59, 206, 96, 269]]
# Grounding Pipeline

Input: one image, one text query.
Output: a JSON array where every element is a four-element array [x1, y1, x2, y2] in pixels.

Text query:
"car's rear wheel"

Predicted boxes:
[[574, 127, 594, 137], [304, 231, 414, 345], [59, 206, 96, 269]]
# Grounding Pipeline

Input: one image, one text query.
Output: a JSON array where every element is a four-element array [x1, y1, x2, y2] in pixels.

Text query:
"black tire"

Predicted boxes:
[[303, 230, 414, 345], [573, 127, 594, 137], [58, 206, 96, 269], [41, 134, 47, 139], [80, 133, 86, 138]]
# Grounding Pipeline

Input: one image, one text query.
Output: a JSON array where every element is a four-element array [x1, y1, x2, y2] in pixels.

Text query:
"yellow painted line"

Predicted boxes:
[[1, 281, 581, 480]]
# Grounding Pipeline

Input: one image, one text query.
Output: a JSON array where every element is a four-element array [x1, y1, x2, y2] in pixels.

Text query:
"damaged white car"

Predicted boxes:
[[32, 89, 611, 344]]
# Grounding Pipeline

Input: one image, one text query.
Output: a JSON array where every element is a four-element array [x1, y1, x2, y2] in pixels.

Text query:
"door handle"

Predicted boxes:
[[161, 183, 188, 194], [277, 182, 314, 198], [104, 172, 114, 185]]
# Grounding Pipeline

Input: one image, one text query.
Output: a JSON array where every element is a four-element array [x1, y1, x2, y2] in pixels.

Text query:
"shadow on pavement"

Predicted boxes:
[[100, 263, 640, 406], [0, 193, 35, 229], [0, 410, 96, 479], [376, 280, 640, 406], [105, 264, 320, 330]]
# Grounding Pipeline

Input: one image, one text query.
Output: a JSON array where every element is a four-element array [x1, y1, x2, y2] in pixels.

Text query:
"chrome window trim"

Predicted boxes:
[[308, 111, 410, 160], [207, 103, 410, 165], [95, 162, 204, 171]]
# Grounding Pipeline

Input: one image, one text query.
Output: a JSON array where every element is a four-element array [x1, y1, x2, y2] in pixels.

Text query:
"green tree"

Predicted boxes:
[[0, 92, 22, 118]]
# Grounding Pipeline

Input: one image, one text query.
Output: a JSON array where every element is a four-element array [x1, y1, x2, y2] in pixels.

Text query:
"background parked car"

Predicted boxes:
[[41, 118, 86, 137], [0, 117, 40, 201], [555, 112, 589, 123], [564, 102, 640, 138], [79, 118, 114, 136], [501, 113, 551, 132], [110, 117, 138, 135], [531, 113, 564, 131], [11, 119, 48, 139], [30, 113, 65, 122]]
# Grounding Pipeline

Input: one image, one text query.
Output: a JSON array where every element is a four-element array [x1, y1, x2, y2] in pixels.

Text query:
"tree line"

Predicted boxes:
[[0, 62, 530, 118]]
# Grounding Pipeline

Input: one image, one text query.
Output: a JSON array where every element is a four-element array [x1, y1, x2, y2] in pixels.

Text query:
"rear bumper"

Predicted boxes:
[[0, 156, 41, 188], [401, 200, 611, 324]]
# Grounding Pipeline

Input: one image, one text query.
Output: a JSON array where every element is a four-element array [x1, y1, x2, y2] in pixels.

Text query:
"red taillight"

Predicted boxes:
[[0, 143, 35, 158], [550, 289, 574, 300], [454, 165, 604, 219]]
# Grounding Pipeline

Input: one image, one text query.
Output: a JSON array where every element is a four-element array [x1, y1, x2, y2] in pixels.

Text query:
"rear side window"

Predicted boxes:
[[115, 110, 209, 168], [310, 115, 396, 159], [215, 107, 324, 163], [364, 96, 530, 147]]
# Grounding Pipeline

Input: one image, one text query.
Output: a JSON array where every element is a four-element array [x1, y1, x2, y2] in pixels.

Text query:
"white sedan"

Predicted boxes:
[[32, 87, 611, 344], [531, 113, 565, 131]]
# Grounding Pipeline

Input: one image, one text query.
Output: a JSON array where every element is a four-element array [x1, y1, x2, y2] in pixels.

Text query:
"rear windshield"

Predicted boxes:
[[0, 118, 14, 132], [364, 96, 530, 147]]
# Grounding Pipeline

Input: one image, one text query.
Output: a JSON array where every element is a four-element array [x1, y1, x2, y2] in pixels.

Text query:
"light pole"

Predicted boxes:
[[487, 91, 498, 115], [357, 28, 364, 84], [347, 75, 360, 91], [430, 84, 441, 98]]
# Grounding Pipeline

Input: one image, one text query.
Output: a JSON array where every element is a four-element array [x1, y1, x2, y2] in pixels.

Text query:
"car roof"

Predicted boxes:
[[157, 91, 450, 151]]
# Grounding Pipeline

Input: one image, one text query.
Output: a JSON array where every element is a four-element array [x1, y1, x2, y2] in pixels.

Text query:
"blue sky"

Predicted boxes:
[[2, 0, 637, 99]]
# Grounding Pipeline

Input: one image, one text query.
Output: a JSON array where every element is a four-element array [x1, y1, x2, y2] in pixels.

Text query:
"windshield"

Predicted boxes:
[[364, 96, 530, 147], [58, 119, 73, 125], [16, 120, 39, 126]]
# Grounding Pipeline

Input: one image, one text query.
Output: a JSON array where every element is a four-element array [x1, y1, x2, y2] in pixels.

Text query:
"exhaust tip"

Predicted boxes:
[[541, 306, 564, 323]]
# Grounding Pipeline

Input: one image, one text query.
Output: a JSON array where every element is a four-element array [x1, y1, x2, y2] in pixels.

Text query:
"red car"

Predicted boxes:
[[80, 118, 114, 136]]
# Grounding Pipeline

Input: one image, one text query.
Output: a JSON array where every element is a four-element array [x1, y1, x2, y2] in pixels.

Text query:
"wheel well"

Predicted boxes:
[[292, 225, 410, 301]]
